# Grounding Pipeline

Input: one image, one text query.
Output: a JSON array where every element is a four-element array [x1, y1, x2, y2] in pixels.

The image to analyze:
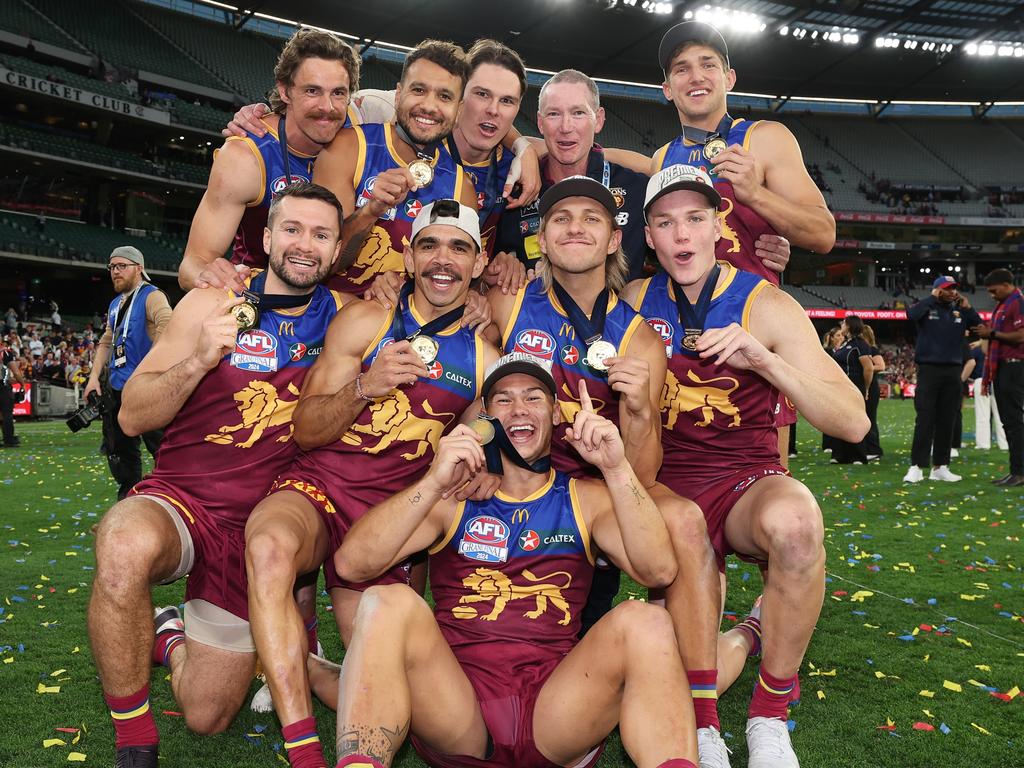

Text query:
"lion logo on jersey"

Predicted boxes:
[[346, 226, 407, 286], [558, 382, 607, 426], [342, 388, 456, 460], [662, 369, 741, 429], [204, 380, 300, 448], [452, 567, 573, 625], [718, 198, 741, 254]]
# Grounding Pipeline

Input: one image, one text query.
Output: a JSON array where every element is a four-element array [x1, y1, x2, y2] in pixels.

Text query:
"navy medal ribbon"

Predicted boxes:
[[672, 263, 720, 353]]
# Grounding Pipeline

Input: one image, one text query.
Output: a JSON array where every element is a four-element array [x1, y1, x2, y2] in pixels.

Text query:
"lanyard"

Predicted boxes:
[[681, 113, 733, 146], [114, 284, 143, 344], [278, 114, 293, 185], [671, 263, 719, 353], [480, 416, 552, 475], [390, 280, 466, 342], [447, 137, 503, 224], [394, 121, 442, 164], [241, 272, 315, 313], [551, 281, 610, 347]]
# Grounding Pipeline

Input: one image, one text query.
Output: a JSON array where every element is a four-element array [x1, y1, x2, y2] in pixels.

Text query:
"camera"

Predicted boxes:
[[66, 391, 107, 433]]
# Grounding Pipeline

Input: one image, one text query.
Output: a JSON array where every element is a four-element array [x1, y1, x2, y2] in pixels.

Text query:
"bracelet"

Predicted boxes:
[[354, 373, 375, 402]]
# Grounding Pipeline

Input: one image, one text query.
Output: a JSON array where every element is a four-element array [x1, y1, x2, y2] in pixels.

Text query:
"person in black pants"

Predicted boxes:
[[862, 324, 885, 459], [972, 269, 1024, 487], [831, 316, 872, 464], [1, 342, 26, 447], [904, 276, 981, 483]]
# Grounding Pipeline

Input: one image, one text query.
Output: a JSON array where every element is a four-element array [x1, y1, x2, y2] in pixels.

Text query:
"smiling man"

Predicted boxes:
[[241, 199, 499, 768], [89, 183, 346, 768], [313, 40, 479, 295], [179, 29, 360, 292]]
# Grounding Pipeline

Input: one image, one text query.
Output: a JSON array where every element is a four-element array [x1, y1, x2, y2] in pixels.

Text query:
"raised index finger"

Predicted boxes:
[[578, 379, 594, 413]]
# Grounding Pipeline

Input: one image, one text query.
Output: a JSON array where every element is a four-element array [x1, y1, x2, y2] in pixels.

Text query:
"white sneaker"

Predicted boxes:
[[929, 465, 961, 482], [697, 726, 731, 768], [249, 680, 273, 713], [950, 448, 960, 458], [746, 717, 799, 768], [902, 466, 924, 483]]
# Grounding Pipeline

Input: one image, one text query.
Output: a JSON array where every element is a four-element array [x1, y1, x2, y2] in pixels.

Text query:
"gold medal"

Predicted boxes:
[[586, 339, 617, 371], [470, 417, 495, 445], [681, 331, 701, 351], [409, 159, 434, 188], [410, 334, 439, 365], [232, 301, 258, 331], [703, 137, 728, 160]]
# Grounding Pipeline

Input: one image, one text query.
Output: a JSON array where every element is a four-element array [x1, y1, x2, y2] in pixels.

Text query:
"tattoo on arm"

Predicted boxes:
[[626, 477, 643, 507], [410, 491, 422, 505], [336, 721, 410, 764]]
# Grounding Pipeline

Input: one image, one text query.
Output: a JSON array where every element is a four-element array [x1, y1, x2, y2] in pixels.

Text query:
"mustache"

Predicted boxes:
[[422, 268, 462, 282]]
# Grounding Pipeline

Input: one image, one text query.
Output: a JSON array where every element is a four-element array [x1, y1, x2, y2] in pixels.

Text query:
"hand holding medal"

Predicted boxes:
[[196, 294, 245, 371]]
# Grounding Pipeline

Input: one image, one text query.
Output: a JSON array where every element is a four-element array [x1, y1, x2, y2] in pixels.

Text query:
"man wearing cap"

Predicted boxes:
[[84, 246, 172, 499], [971, 268, 1024, 487], [331, 352, 698, 768], [241, 199, 499, 768], [903, 275, 982, 483], [488, 175, 724, 760], [623, 164, 868, 768]]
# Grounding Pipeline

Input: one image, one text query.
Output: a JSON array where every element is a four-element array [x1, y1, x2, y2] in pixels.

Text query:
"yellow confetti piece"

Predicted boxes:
[[51, 669, 66, 677], [71, 647, 80, 654], [967, 679, 989, 688], [851, 590, 874, 602], [817, 690, 825, 700], [43, 739, 66, 748], [67, 752, 87, 762], [3, 658, 12, 664], [971, 723, 992, 736], [1007, 686, 1020, 700], [943, 680, 963, 693], [808, 668, 837, 677], [919, 690, 935, 698], [67, 588, 78, 594], [959, 594, 982, 601], [975, 665, 991, 672], [863, 623, 879, 629], [64, 551, 78, 557], [36, 683, 60, 694], [923, 709, 934, 718], [957, 638, 973, 648]]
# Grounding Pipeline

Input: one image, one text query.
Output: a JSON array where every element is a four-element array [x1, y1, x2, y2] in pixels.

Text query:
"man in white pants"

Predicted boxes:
[[971, 339, 1008, 450]]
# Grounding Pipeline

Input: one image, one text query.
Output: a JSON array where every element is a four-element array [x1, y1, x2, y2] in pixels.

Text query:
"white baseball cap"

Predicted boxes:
[[643, 164, 722, 221], [410, 198, 482, 252]]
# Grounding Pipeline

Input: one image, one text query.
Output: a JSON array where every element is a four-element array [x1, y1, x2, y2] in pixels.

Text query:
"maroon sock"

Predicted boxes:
[[748, 664, 797, 721], [152, 629, 184, 668], [336, 756, 386, 768], [657, 760, 697, 768], [305, 615, 319, 654], [686, 669, 720, 730], [734, 615, 762, 656], [283, 716, 326, 768], [105, 684, 159, 749]]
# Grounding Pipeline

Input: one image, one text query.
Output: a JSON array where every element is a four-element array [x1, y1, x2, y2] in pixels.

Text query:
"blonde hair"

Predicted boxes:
[[862, 324, 876, 347], [536, 214, 628, 294]]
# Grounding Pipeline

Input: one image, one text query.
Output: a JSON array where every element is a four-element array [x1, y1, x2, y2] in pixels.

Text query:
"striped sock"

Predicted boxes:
[[748, 665, 798, 721], [152, 630, 184, 668], [734, 614, 762, 657], [687, 669, 720, 730], [106, 684, 159, 749], [305, 614, 319, 655], [283, 716, 326, 768], [336, 756, 386, 768]]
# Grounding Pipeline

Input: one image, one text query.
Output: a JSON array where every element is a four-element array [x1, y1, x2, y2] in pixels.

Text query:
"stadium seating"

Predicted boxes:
[[24, 0, 227, 91], [5, 0, 86, 51], [0, 210, 184, 270], [896, 119, 1024, 189], [0, 52, 144, 105], [170, 100, 233, 134]]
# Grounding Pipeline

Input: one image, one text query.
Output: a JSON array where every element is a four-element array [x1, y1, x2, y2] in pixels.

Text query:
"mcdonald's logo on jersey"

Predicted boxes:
[[687, 148, 701, 164], [278, 320, 295, 337], [558, 322, 576, 341], [512, 508, 530, 524]]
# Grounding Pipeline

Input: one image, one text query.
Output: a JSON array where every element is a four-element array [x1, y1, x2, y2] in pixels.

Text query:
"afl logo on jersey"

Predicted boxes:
[[646, 318, 673, 345], [458, 515, 510, 563], [514, 329, 556, 359], [271, 176, 290, 194], [231, 330, 279, 372]]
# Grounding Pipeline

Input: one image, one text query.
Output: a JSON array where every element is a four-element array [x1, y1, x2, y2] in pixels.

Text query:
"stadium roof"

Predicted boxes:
[[244, 0, 1024, 104]]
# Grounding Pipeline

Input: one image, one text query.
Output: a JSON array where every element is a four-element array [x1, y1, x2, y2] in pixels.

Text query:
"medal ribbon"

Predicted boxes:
[[241, 271, 316, 312], [681, 113, 734, 148], [671, 263, 720, 352], [551, 280, 610, 348], [390, 280, 466, 342], [446, 137, 503, 223], [278, 114, 294, 185], [479, 416, 552, 475], [394, 121, 443, 166]]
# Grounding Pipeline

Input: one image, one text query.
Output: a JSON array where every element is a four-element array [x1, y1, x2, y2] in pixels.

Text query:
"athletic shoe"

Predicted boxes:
[[697, 725, 731, 768], [929, 466, 961, 482], [992, 473, 1013, 485], [950, 448, 960, 458], [250, 678, 273, 713], [866, 454, 880, 461], [115, 745, 158, 768], [902, 466, 924, 483], [153, 605, 183, 636], [746, 717, 799, 768], [1001, 474, 1024, 487]]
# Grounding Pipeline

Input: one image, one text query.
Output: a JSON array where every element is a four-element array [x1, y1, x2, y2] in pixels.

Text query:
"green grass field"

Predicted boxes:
[[0, 399, 1021, 768]]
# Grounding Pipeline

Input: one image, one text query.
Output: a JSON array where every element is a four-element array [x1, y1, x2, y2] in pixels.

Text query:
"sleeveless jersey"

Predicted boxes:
[[149, 275, 343, 527], [502, 280, 645, 478], [107, 282, 159, 390], [222, 117, 317, 268], [429, 470, 594, 676], [653, 119, 780, 284], [455, 143, 514, 258], [632, 265, 779, 497], [288, 298, 483, 512], [330, 122, 468, 294]]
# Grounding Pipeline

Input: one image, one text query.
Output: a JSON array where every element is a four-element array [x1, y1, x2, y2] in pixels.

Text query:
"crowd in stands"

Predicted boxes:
[[4, 305, 100, 389], [857, 176, 959, 216], [881, 343, 917, 395]]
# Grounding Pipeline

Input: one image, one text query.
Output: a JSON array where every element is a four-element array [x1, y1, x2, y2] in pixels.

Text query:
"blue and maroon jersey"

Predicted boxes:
[[287, 299, 484, 516], [144, 273, 343, 528], [631, 264, 779, 498], [429, 470, 594, 678], [221, 116, 317, 269], [653, 119, 780, 284], [455, 143, 515, 258], [328, 122, 469, 294], [501, 280, 645, 478]]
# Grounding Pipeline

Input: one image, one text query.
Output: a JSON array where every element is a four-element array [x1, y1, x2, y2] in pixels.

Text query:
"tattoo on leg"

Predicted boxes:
[[336, 721, 410, 764]]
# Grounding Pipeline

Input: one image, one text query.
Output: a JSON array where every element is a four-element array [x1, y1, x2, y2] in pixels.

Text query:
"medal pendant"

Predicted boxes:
[[410, 335, 439, 365], [409, 159, 435, 188], [585, 339, 617, 371], [232, 301, 259, 331], [703, 137, 728, 160], [681, 330, 701, 351], [470, 417, 495, 445]]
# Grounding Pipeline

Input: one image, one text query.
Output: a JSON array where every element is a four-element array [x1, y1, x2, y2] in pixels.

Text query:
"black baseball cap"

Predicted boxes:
[[659, 21, 730, 73], [538, 175, 618, 223]]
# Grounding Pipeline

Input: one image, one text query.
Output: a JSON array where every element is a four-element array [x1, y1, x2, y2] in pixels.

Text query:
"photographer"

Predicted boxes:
[[1, 339, 26, 448], [902, 275, 982, 483], [84, 247, 172, 499]]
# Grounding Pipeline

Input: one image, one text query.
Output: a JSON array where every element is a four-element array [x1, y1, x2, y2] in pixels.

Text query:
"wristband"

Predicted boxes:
[[511, 136, 533, 157], [355, 373, 375, 402]]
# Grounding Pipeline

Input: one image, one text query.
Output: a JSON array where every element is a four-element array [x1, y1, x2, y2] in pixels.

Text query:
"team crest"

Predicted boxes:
[[610, 187, 626, 209], [458, 515, 510, 563]]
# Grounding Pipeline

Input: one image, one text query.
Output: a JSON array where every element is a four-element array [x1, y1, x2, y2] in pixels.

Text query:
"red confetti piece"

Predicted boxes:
[[55, 728, 79, 734], [913, 722, 935, 731], [833, 590, 848, 597], [990, 692, 1012, 702], [162, 710, 182, 716]]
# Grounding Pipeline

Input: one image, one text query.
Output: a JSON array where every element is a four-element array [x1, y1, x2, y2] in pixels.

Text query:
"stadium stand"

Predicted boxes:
[[896, 119, 1024, 189], [169, 100, 233, 133], [0, 51, 144, 105], [7, 0, 88, 52]]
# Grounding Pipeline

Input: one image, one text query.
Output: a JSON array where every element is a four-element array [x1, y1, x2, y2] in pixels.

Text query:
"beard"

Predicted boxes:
[[396, 104, 454, 147], [269, 249, 330, 290]]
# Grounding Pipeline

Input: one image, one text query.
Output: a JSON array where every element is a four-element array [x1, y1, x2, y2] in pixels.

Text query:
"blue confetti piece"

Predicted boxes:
[[902, 598, 915, 605], [927, 598, 937, 605], [786, 719, 796, 732], [898, 634, 915, 641], [939, 723, 950, 735], [852, 610, 866, 616], [18, 643, 24, 653], [741, 572, 750, 582], [10, 596, 25, 603], [253, 724, 267, 733]]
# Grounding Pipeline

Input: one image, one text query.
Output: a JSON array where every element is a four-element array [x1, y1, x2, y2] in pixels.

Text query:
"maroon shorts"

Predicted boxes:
[[410, 652, 604, 768], [690, 465, 790, 572], [269, 476, 411, 592], [774, 395, 798, 428], [130, 477, 249, 620]]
